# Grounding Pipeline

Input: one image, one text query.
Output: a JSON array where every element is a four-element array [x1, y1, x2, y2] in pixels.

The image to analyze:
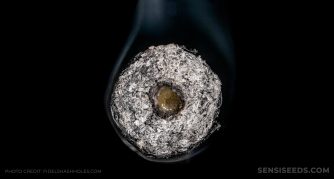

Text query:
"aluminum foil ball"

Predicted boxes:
[[110, 44, 222, 161]]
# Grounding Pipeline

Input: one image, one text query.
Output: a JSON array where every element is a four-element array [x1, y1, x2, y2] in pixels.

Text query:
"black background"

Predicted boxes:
[[2, 0, 332, 177]]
